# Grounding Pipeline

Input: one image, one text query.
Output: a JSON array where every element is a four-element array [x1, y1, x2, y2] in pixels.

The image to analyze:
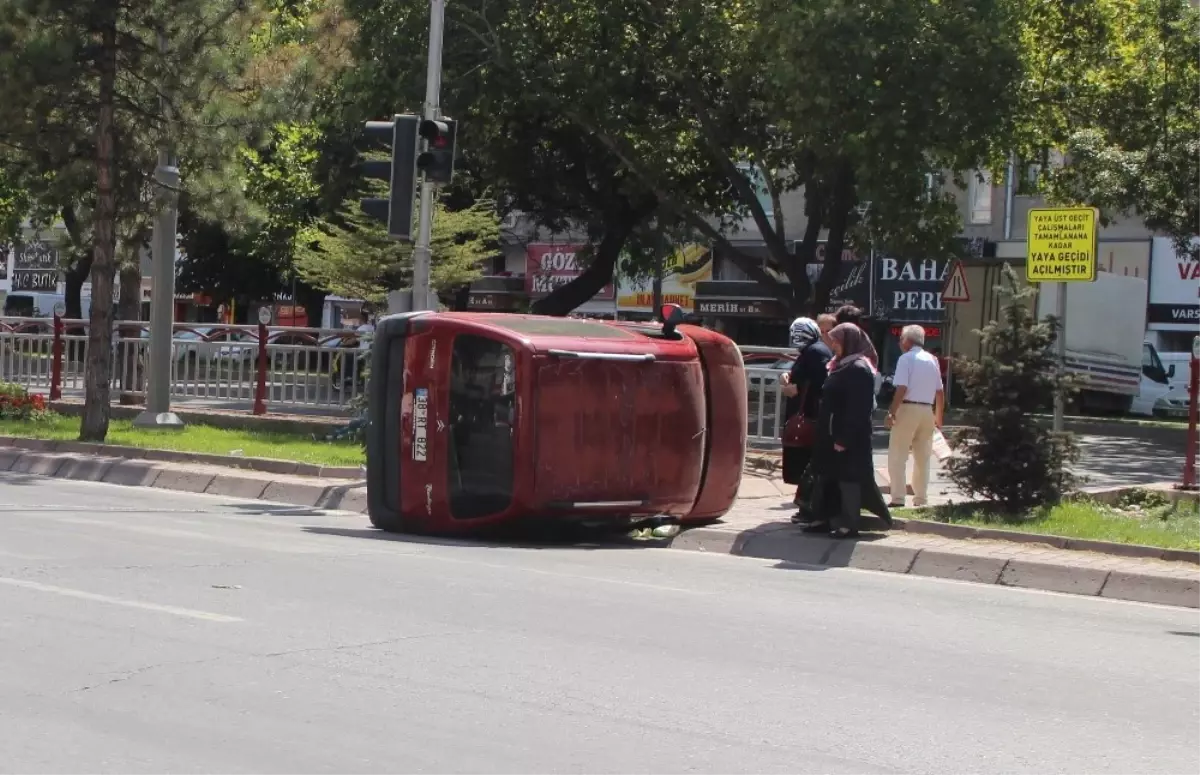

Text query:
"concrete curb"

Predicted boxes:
[[0, 437, 361, 480], [889, 517, 1200, 565], [0, 448, 368, 515], [667, 527, 1199, 608]]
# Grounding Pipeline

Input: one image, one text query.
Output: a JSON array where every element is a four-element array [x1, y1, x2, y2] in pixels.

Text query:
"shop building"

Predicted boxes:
[[870, 255, 951, 371], [692, 241, 870, 346], [1145, 236, 1200, 386]]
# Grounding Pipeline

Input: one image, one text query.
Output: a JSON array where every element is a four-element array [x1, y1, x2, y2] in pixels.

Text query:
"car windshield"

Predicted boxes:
[[447, 334, 516, 519]]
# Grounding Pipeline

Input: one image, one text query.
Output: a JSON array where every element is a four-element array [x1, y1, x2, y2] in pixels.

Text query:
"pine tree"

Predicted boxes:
[[0, 0, 314, 440], [946, 264, 1080, 512], [295, 198, 500, 304]]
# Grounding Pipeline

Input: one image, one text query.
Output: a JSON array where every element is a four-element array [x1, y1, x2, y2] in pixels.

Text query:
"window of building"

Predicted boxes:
[[1157, 330, 1200, 353], [967, 170, 993, 225]]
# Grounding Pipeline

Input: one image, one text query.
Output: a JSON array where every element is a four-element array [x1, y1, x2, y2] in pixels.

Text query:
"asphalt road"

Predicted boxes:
[[0, 474, 1196, 774]]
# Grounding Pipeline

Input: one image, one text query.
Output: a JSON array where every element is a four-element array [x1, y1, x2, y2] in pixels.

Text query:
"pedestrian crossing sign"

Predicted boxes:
[[942, 261, 970, 303]]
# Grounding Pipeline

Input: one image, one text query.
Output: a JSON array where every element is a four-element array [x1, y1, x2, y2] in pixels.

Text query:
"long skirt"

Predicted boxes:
[[781, 442, 813, 486]]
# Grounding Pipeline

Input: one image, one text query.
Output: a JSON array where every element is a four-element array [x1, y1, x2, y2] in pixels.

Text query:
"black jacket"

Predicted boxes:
[[814, 358, 876, 481], [784, 342, 832, 421]]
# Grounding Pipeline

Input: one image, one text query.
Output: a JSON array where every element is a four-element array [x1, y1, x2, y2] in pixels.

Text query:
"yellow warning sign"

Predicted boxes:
[[1026, 207, 1098, 283]]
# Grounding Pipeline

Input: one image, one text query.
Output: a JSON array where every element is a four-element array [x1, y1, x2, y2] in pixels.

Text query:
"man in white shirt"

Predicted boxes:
[[885, 324, 945, 507]]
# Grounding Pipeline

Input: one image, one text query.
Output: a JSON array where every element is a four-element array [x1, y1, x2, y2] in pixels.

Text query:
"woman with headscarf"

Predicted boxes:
[[778, 317, 832, 512], [805, 323, 892, 538], [831, 305, 879, 369]]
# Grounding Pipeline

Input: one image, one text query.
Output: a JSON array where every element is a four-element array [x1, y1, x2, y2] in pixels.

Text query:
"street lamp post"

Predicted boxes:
[[133, 29, 184, 429]]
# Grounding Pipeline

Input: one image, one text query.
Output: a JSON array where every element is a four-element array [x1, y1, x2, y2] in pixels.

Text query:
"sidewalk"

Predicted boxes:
[[715, 470, 1198, 607], [670, 518, 1199, 608]]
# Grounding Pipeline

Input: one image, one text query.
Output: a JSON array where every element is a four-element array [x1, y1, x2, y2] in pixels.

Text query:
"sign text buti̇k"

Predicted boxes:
[[1026, 207, 1098, 282]]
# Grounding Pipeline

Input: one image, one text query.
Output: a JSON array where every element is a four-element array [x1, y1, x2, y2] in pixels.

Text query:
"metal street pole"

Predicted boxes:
[[134, 29, 183, 429], [410, 0, 445, 312], [1053, 282, 1067, 434], [945, 305, 954, 410]]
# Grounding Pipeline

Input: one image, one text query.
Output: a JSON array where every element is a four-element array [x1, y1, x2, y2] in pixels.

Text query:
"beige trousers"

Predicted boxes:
[[888, 403, 936, 506]]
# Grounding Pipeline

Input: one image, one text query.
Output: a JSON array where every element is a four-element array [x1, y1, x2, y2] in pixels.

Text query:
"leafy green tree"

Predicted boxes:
[[177, 122, 325, 322], [0, 0, 344, 438], [0, 164, 31, 246], [0, 0, 270, 439], [1013, 0, 1198, 256], [340, 0, 665, 315], [440, 0, 1022, 313], [947, 264, 1080, 512]]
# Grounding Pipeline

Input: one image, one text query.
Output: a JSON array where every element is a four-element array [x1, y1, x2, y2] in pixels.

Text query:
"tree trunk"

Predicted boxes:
[[80, 9, 119, 442], [60, 206, 91, 328], [812, 161, 856, 316], [297, 283, 325, 329], [63, 259, 91, 320], [795, 186, 824, 316], [117, 259, 144, 405], [63, 252, 92, 364], [651, 249, 664, 317]]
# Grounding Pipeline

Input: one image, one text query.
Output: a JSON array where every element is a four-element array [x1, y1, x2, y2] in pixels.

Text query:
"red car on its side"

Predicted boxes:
[[365, 308, 747, 535]]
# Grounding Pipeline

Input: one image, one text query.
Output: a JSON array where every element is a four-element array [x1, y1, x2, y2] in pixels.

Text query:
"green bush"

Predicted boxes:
[[946, 264, 1080, 512]]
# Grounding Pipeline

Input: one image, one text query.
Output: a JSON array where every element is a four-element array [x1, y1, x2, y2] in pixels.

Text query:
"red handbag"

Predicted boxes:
[[781, 385, 816, 447]]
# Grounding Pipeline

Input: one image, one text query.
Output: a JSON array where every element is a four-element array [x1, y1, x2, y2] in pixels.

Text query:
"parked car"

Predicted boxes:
[[138, 327, 258, 369], [742, 353, 794, 387]]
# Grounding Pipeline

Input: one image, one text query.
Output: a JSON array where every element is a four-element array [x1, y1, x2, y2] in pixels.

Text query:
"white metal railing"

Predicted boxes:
[[0, 318, 368, 412], [0, 316, 795, 439], [741, 346, 793, 446]]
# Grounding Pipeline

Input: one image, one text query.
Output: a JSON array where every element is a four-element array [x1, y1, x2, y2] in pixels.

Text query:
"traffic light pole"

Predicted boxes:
[[411, 0, 445, 312]]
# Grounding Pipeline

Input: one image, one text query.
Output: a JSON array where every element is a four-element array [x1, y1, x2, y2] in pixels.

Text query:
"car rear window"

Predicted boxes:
[[447, 334, 517, 519]]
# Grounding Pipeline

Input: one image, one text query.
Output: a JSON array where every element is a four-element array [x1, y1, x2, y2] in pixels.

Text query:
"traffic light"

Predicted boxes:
[[417, 118, 457, 185], [359, 114, 419, 240]]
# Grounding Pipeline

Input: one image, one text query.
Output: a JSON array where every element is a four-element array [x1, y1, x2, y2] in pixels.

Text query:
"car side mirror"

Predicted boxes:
[[660, 303, 685, 337], [1168, 364, 1176, 378]]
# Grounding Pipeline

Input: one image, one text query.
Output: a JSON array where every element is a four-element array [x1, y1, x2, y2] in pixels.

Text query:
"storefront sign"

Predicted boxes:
[[11, 241, 59, 292], [889, 325, 943, 339], [871, 256, 950, 322], [1148, 304, 1200, 324], [696, 301, 768, 319], [524, 243, 615, 299], [617, 244, 713, 313], [805, 260, 869, 312], [1148, 237, 1199, 329], [467, 292, 521, 311], [813, 243, 862, 263]]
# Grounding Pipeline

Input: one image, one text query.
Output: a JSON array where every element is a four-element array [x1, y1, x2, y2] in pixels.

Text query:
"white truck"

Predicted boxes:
[[1037, 273, 1181, 416]]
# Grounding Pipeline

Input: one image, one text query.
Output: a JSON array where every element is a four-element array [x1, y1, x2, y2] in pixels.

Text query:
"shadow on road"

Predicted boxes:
[[228, 503, 330, 518], [301, 524, 668, 552]]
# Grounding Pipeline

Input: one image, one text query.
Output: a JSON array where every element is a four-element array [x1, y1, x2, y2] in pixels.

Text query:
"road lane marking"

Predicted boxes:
[[0, 577, 243, 622]]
